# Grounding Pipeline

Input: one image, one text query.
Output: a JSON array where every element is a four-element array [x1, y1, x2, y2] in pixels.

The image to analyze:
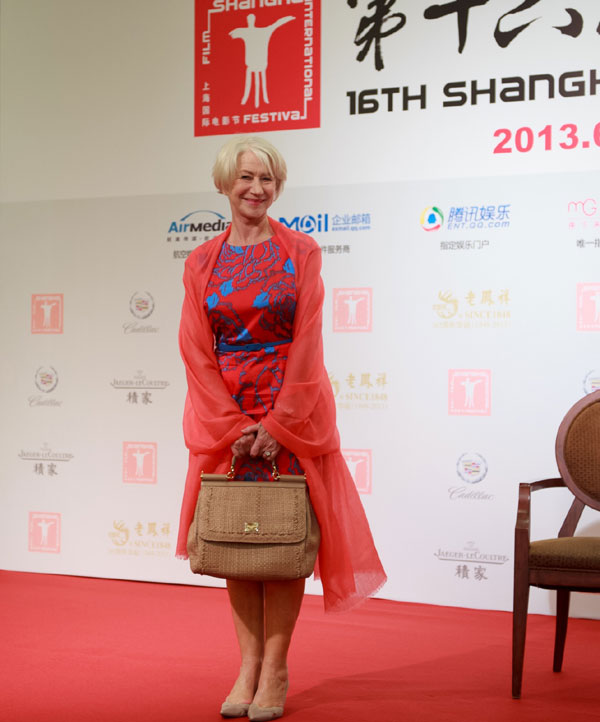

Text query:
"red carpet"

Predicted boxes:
[[2, 570, 598, 721]]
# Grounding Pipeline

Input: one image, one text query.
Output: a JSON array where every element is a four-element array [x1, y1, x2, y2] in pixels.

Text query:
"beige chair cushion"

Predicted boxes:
[[530, 537, 600, 570]]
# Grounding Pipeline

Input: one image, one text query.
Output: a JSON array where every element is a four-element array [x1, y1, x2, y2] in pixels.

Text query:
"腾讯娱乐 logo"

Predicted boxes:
[[420, 206, 444, 231], [195, 1, 320, 136]]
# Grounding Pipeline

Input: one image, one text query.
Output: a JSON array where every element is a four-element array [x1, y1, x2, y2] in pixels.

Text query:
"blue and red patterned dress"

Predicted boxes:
[[205, 237, 304, 480]]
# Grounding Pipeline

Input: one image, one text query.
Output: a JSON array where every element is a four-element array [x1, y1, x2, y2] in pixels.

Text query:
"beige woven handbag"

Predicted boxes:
[[187, 458, 320, 581]]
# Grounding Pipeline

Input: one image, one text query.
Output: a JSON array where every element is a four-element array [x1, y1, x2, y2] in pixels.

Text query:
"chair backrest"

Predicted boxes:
[[555, 390, 600, 512]]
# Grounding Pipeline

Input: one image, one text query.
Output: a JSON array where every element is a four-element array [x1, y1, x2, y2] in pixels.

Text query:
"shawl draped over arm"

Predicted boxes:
[[176, 218, 387, 613]]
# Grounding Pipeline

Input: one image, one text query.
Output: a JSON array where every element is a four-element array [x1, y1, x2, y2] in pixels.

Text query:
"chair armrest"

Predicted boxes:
[[528, 478, 565, 493], [515, 479, 565, 534]]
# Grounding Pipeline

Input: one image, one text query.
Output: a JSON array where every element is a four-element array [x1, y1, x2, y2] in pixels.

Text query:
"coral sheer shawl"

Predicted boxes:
[[176, 218, 386, 612]]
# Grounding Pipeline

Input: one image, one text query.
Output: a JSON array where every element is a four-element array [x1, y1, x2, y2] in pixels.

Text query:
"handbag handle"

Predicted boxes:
[[227, 455, 281, 481]]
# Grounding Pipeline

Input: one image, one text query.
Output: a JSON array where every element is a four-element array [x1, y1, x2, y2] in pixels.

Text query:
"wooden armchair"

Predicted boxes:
[[512, 389, 600, 698]]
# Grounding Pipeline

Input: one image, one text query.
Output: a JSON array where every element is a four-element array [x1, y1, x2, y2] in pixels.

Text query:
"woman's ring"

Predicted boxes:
[[264, 451, 271, 457]]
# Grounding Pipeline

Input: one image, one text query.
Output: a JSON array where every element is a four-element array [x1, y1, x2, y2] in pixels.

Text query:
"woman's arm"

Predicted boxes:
[[179, 259, 252, 455], [261, 245, 339, 458]]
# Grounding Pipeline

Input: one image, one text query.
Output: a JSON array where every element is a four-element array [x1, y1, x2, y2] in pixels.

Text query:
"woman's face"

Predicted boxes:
[[226, 151, 276, 223]]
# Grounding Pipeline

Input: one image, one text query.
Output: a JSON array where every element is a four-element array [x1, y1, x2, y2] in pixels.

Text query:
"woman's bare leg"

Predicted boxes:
[[225, 579, 265, 704], [252, 578, 305, 708]]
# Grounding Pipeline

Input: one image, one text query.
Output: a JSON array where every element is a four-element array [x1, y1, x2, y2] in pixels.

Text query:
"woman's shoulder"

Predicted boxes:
[[185, 230, 227, 273], [269, 218, 320, 255]]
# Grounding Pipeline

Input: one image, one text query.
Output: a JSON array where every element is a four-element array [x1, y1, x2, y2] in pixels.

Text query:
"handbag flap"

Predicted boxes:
[[198, 480, 308, 544]]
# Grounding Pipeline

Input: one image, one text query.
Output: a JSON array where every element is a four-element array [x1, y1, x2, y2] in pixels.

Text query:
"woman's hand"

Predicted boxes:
[[242, 423, 281, 460], [230, 431, 256, 459]]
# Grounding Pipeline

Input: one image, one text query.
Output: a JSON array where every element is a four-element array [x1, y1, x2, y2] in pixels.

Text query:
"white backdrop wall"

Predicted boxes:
[[1, 0, 599, 617]]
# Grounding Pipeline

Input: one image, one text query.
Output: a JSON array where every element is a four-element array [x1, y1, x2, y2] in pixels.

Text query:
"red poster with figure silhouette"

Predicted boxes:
[[194, 0, 320, 136]]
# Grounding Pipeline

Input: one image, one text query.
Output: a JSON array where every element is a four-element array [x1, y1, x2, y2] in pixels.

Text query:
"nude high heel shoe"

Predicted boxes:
[[220, 701, 251, 718], [248, 681, 288, 721], [247, 702, 284, 721]]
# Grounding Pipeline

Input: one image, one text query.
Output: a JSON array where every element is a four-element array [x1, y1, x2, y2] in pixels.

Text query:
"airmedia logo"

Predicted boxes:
[[168, 210, 228, 235], [167, 210, 230, 259]]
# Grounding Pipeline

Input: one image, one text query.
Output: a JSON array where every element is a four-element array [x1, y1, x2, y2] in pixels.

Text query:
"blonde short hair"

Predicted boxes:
[[212, 136, 287, 198]]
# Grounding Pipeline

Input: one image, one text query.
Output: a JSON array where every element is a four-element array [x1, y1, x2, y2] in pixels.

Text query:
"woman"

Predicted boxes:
[[176, 136, 386, 720]]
